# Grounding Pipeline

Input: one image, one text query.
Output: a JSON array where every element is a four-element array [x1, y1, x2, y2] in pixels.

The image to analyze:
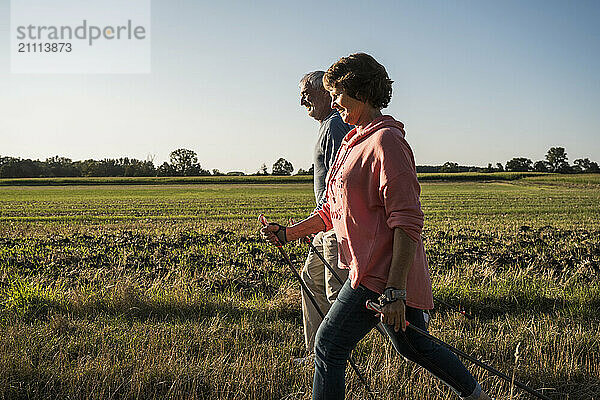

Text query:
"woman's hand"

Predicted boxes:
[[382, 228, 415, 332], [381, 300, 406, 332], [260, 223, 287, 246]]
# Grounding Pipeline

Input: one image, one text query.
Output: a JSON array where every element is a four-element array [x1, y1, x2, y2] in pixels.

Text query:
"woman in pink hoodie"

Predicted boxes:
[[262, 53, 492, 400]]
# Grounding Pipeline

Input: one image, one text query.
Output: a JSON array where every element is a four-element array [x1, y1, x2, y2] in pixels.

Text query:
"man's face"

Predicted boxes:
[[300, 82, 331, 122]]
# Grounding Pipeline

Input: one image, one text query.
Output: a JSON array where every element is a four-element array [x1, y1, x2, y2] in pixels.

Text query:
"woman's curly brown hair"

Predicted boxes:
[[323, 53, 393, 109]]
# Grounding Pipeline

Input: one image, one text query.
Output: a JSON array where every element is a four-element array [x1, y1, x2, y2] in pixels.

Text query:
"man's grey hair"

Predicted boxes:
[[300, 70, 325, 90]]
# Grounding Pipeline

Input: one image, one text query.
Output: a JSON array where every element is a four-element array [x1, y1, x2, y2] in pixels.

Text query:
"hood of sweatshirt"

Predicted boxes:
[[345, 115, 405, 148]]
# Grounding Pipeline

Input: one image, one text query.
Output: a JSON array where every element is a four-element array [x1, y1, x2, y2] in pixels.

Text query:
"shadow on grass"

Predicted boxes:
[[78, 297, 303, 325], [0, 370, 65, 400], [8, 289, 599, 327], [495, 370, 600, 400], [433, 294, 600, 321], [3, 292, 302, 329], [553, 377, 600, 400], [1, 368, 214, 400]]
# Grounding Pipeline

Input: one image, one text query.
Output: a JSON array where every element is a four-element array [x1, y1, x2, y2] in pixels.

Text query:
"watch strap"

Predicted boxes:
[[379, 287, 407, 305]]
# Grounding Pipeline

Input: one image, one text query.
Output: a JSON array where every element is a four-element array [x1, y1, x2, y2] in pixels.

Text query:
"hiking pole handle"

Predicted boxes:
[[366, 300, 552, 400], [259, 215, 322, 313]]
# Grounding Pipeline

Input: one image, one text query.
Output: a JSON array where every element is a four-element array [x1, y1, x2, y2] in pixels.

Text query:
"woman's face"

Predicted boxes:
[[329, 85, 368, 126]]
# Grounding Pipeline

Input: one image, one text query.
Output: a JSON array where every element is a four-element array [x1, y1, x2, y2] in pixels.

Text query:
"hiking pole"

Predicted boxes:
[[366, 300, 552, 400], [287, 218, 346, 285], [259, 215, 377, 400]]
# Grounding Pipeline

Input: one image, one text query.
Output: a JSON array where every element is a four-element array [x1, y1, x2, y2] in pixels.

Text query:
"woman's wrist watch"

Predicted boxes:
[[379, 287, 407, 305]]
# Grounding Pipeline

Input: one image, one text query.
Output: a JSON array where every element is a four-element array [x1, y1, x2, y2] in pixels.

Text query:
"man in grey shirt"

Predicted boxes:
[[298, 71, 352, 355]]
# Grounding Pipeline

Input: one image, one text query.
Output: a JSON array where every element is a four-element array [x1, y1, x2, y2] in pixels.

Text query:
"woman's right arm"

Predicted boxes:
[[287, 213, 326, 240], [261, 213, 326, 246]]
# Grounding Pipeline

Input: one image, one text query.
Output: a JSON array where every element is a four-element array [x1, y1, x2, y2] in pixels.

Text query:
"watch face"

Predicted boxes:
[[385, 288, 406, 301]]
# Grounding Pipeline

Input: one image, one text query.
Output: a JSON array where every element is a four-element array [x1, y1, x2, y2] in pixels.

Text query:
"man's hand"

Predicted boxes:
[[381, 300, 406, 332], [260, 223, 287, 246]]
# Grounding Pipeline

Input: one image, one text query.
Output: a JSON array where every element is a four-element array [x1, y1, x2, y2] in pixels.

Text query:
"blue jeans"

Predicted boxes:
[[312, 280, 481, 400]]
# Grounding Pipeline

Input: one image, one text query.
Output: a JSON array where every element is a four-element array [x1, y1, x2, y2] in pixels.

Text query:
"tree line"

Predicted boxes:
[[0, 149, 305, 178], [418, 147, 599, 174], [0, 146, 597, 179]]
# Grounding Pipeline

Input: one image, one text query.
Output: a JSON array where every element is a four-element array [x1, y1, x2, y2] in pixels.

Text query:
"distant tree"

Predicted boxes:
[[440, 162, 459, 173], [545, 147, 570, 173], [170, 148, 200, 176], [533, 160, 549, 172], [485, 163, 494, 173], [94, 159, 120, 176], [73, 159, 96, 177], [226, 171, 245, 176], [256, 163, 269, 175], [197, 167, 212, 176], [296, 168, 313, 175], [139, 160, 156, 176], [505, 158, 532, 172], [574, 158, 600, 173], [212, 169, 224, 176], [45, 156, 80, 177], [574, 158, 590, 171], [0, 158, 46, 178], [157, 162, 175, 177], [416, 165, 439, 173], [121, 159, 155, 177], [0, 157, 22, 177], [272, 158, 294, 176], [308, 164, 314, 175], [496, 163, 504, 172]]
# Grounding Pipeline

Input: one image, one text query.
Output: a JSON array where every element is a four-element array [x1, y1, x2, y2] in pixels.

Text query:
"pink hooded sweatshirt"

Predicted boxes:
[[316, 115, 434, 310]]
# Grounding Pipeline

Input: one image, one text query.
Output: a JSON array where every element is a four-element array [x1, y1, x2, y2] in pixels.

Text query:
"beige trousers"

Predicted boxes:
[[300, 230, 349, 351]]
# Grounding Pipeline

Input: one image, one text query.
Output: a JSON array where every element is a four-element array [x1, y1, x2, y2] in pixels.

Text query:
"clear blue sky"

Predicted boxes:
[[1, 0, 599, 173]]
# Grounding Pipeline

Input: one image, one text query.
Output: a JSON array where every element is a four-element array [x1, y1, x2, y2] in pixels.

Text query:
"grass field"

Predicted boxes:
[[1, 174, 599, 399]]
